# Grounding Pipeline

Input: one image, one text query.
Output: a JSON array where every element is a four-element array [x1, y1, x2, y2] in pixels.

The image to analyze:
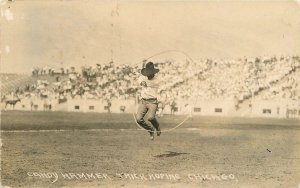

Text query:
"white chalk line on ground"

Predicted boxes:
[[0, 127, 200, 133], [0, 129, 131, 133]]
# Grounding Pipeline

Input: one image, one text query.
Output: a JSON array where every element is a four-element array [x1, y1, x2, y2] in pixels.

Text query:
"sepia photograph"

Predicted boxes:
[[0, 0, 300, 187]]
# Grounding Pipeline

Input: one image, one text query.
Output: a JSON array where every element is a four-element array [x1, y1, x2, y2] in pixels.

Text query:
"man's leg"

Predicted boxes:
[[147, 103, 161, 136], [136, 100, 154, 132]]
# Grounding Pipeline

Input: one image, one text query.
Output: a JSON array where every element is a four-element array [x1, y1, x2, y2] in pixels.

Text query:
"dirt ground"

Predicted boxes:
[[1, 111, 300, 188]]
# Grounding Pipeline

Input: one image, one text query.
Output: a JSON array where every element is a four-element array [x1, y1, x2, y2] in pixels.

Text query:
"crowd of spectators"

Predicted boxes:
[[168, 56, 300, 103], [31, 66, 77, 76], [2, 56, 300, 106]]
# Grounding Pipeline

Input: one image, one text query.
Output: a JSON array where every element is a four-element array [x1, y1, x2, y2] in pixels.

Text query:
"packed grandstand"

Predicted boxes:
[[1, 55, 300, 113]]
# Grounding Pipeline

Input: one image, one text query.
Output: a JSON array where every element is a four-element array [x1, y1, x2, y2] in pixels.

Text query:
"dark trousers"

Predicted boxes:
[[136, 99, 160, 131]]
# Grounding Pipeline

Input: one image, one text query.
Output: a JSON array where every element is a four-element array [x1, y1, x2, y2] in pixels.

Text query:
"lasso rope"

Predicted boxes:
[[132, 50, 197, 133]]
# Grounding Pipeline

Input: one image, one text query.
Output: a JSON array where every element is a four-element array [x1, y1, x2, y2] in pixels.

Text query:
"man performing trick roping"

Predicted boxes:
[[135, 61, 162, 140]]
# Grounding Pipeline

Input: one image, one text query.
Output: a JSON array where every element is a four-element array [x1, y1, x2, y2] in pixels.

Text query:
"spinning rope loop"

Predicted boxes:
[[132, 50, 197, 133]]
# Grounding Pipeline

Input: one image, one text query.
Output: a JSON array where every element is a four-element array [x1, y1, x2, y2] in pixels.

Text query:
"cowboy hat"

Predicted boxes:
[[141, 62, 159, 76]]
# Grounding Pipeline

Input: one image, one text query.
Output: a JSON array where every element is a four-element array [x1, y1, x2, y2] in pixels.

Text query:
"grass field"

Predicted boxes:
[[1, 111, 300, 188]]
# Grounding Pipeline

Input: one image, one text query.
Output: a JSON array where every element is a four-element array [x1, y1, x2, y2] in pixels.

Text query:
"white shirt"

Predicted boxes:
[[138, 75, 162, 99]]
